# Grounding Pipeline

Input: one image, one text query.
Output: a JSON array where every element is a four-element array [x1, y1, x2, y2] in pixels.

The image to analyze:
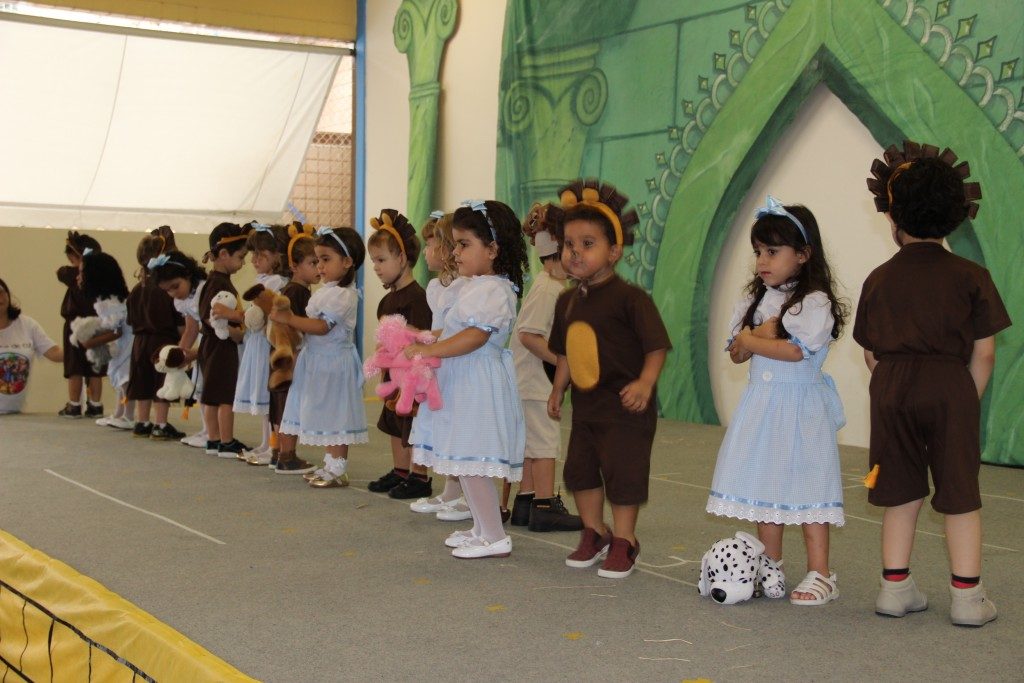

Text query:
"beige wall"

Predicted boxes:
[[0, 227, 260, 414], [362, 0, 504, 352]]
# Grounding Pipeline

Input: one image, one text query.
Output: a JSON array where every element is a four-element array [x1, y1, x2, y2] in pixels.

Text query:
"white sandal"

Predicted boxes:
[[790, 571, 838, 606]]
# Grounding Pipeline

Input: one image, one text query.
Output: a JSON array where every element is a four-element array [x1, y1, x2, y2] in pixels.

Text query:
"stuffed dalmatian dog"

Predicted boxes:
[[698, 530, 786, 604]]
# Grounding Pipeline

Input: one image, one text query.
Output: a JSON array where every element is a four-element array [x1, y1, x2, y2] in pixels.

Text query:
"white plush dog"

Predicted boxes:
[[698, 530, 786, 604], [152, 345, 195, 402], [208, 291, 237, 340], [69, 316, 117, 372]]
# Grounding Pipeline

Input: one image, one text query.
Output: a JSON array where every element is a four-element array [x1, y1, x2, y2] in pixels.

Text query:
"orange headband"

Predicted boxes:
[[560, 187, 623, 247], [369, 214, 407, 259], [212, 234, 248, 250], [287, 232, 313, 267], [886, 161, 914, 210]]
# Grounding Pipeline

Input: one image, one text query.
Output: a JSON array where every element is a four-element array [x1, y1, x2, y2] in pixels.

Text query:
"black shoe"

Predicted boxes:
[[84, 402, 104, 418], [58, 402, 83, 419], [217, 439, 250, 458], [132, 422, 153, 437], [388, 476, 433, 500], [150, 423, 186, 440], [510, 492, 534, 526], [528, 495, 584, 532], [368, 469, 404, 493]]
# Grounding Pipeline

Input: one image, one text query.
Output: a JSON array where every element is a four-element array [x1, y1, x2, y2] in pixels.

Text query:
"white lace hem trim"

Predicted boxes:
[[279, 427, 368, 447], [414, 455, 521, 481], [706, 500, 845, 527]]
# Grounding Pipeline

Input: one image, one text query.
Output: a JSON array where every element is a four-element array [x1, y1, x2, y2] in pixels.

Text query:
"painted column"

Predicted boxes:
[[393, 0, 458, 282], [501, 45, 608, 212]]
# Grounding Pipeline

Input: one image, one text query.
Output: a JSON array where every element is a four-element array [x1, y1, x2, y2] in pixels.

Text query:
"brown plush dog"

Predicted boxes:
[[243, 284, 300, 390]]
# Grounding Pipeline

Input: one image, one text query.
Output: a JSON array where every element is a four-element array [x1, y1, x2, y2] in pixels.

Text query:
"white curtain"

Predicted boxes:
[[0, 16, 343, 232]]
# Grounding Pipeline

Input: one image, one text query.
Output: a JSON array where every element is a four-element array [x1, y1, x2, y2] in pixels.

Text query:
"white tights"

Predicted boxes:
[[441, 476, 463, 502], [459, 476, 505, 543]]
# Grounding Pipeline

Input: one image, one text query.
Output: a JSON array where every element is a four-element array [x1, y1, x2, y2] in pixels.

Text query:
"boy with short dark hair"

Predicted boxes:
[[856, 142, 1011, 627]]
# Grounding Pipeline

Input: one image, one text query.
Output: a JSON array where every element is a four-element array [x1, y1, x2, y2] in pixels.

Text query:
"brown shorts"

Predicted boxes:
[[377, 403, 414, 448], [563, 418, 655, 505], [867, 357, 982, 514], [199, 333, 239, 406], [269, 383, 291, 429], [62, 321, 105, 379], [126, 333, 174, 402]]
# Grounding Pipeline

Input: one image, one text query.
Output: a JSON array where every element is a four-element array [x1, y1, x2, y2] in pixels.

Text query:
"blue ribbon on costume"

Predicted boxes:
[[755, 195, 809, 243], [429, 210, 444, 220], [147, 254, 184, 270], [461, 199, 497, 243], [315, 226, 351, 259]]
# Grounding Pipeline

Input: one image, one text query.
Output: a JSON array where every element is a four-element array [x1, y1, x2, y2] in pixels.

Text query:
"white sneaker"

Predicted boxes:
[[444, 529, 478, 548], [436, 497, 473, 522], [181, 431, 208, 448], [410, 496, 447, 513], [106, 415, 135, 430], [94, 415, 113, 427], [452, 536, 512, 559]]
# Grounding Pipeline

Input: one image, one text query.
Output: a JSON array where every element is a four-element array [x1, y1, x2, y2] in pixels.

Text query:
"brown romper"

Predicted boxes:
[[58, 265, 103, 378], [854, 242, 1011, 514], [198, 271, 240, 406], [548, 275, 671, 505], [375, 281, 432, 447], [126, 281, 182, 401], [268, 281, 312, 428]]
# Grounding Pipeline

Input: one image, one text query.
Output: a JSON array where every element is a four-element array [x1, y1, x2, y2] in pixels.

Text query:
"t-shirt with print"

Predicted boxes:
[[549, 275, 671, 425], [0, 316, 57, 414], [512, 270, 566, 401]]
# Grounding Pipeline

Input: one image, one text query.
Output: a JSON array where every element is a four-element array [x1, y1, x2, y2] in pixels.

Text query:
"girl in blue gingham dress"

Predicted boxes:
[[233, 224, 290, 460], [706, 198, 847, 606], [278, 226, 368, 487], [403, 200, 527, 559]]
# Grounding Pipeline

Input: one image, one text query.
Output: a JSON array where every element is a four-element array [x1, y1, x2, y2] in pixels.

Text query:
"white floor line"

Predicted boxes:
[[653, 476, 1021, 553], [44, 469, 226, 546]]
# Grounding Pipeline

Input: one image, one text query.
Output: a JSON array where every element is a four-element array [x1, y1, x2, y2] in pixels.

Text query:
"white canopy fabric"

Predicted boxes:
[[0, 15, 343, 232]]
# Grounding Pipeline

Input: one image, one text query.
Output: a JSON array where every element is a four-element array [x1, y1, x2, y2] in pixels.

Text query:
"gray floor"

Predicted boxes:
[[0, 410, 1021, 682]]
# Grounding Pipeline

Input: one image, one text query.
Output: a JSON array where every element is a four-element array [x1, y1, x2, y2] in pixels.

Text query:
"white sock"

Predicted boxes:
[[324, 454, 347, 477]]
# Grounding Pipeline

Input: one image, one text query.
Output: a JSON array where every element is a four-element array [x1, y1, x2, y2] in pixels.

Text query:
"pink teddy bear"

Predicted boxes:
[[364, 314, 443, 416]]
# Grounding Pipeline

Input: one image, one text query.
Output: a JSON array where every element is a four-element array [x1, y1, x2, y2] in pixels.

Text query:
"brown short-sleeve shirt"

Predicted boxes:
[[854, 242, 1011, 361], [280, 281, 312, 318], [549, 275, 671, 424], [377, 281, 432, 331]]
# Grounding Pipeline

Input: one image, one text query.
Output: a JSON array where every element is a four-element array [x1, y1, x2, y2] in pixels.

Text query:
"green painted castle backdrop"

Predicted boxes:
[[492, 0, 1024, 466]]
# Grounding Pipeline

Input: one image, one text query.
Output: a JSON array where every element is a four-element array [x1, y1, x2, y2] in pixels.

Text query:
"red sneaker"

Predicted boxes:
[[597, 537, 640, 578], [565, 528, 612, 568]]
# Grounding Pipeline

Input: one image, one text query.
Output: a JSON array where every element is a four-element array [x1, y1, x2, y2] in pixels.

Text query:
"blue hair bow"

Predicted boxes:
[[315, 225, 351, 258], [147, 254, 184, 270], [755, 195, 808, 243], [429, 210, 444, 220], [82, 247, 94, 256], [252, 222, 273, 233], [460, 199, 497, 242]]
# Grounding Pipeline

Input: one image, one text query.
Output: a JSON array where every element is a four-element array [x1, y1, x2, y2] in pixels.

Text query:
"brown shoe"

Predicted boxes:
[[597, 537, 640, 579], [565, 528, 612, 568], [274, 452, 315, 475]]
